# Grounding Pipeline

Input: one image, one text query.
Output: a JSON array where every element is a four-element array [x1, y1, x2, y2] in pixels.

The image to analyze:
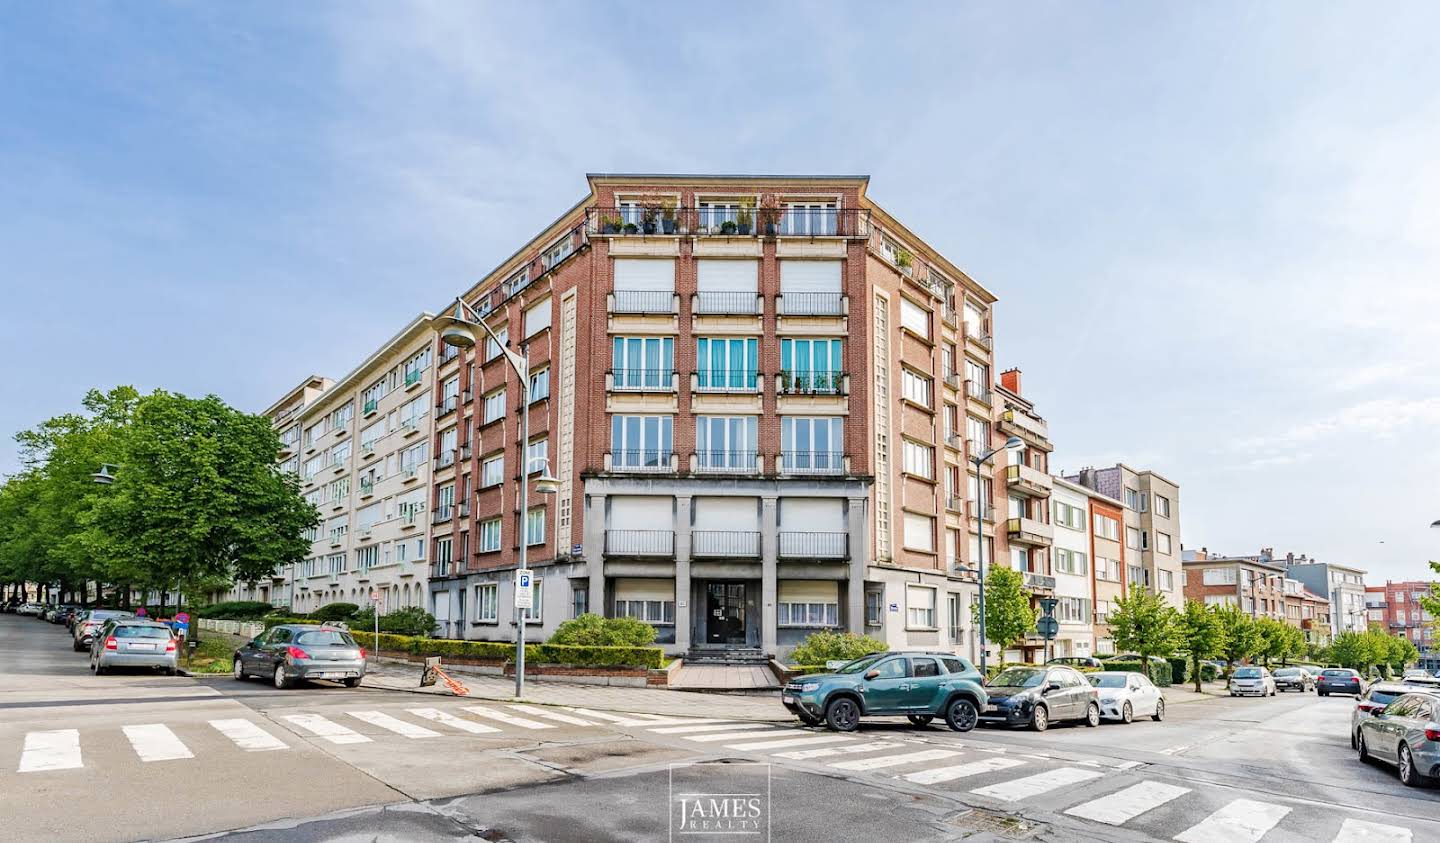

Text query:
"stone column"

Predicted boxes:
[[847, 495, 868, 634], [674, 495, 693, 652], [761, 496, 778, 654], [585, 492, 605, 618]]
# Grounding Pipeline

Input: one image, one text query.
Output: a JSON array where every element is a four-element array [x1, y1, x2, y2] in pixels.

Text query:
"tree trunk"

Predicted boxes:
[[1192, 656, 1203, 694]]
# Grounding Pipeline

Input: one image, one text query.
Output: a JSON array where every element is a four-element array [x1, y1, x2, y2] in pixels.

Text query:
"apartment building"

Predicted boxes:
[[419, 173, 1036, 662], [1050, 477, 1110, 659], [1284, 557, 1369, 637], [1280, 578, 1333, 646], [991, 369, 1056, 663], [1366, 580, 1437, 653], [1181, 548, 1292, 620], [1066, 464, 1182, 608]]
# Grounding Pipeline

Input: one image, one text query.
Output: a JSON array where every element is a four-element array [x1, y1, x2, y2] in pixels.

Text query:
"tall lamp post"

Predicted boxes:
[[968, 435, 1024, 674], [435, 299, 558, 700]]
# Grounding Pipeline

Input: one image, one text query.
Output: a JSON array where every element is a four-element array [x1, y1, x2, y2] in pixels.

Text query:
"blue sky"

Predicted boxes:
[[2, 3, 1438, 582]]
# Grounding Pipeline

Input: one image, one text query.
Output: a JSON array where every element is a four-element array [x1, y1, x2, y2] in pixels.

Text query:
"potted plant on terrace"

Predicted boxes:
[[759, 193, 783, 236], [601, 215, 622, 234], [720, 219, 738, 235], [661, 201, 677, 235], [736, 202, 754, 235], [623, 222, 640, 234], [893, 247, 913, 272], [640, 197, 661, 234]]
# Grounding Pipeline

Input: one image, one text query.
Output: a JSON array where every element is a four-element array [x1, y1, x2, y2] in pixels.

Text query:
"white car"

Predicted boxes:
[[15, 603, 44, 617], [1088, 670, 1166, 723], [1229, 666, 1277, 697]]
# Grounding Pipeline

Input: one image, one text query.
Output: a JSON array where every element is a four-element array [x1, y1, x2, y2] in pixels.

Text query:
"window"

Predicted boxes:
[[399, 441, 427, 473], [524, 578, 542, 622], [1056, 597, 1091, 623], [572, 585, 588, 618], [1095, 557, 1119, 582], [331, 403, 353, 430], [780, 338, 843, 392], [436, 483, 455, 519], [1124, 487, 1140, 510], [1154, 494, 1171, 518], [1205, 595, 1238, 607], [475, 584, 498, 622], [911, 658, 940, 678], [966, 415, 990, 450], [696, 416, 758, 470], [964, 360, 988, 396], [526, 438, 549, 474], [543, 234, 574, 271], [280, 457, 298, 476], [1126, 527, 1142, 550], [782, 201, 837, 235], [481, 454, 504, 488], [524, 298, 550, 337], [360, 420, 385, 453], [1053, 501, 1085, 530], [697, 337, 759, 390], [305, 418, 329, 448], [362, 378, 388, 410], [525, 507, 545, 546], [355, 545, 378, 573], [327, 552, 346, 575], [330, 440, 352, 468], [478, 518, 501, 552], [865, 591, 883, 626], [901, 369, 933, 407], [404, 347, 432, 380], [327, 515, 348, 542], [327, 476, 350, 504], [615, 598, 676, 624], [612, 337, 674, 389], [941, 342, 957, 380], [1203, 568, 1237, 586], [899, 297, 930, 338], [1054, 548, 1088, 575], [1159, 569, 1175, 592], [780, 416, 843, 469], [303, 456, 326, 480], [1093, 513, 1119, 540], [483, 388, 506, 425], [903, 512, 935, 552], [778, 260, 842, 315], [902, 439, 934, 479], [613, 259, 675, 312], [611, 415, 675, 468], [1157, 532, 1172, 555], [696, 200, 741, 230], [906, 585, 936, 628], [1128, 565, 1147, 586], [484, 327, 508, 363], [529, 368, 550, 402]]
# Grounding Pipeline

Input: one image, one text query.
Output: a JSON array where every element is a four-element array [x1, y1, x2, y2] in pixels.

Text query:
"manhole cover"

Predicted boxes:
[[949, 807, 1043, 839]]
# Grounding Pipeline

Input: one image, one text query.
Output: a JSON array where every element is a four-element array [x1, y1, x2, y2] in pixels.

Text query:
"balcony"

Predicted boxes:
[[778, 451, 847, 476], [359, 480, 375, 499], [999, 409, 1051, 447], [458, 502, 470, 518], [1006, 463, 1053, 498], [969, 501, 996, 523], [945, 495, 965, 513], [360, 439, 377, 460], [778, 292, 845, 317], [944, 433, 963, 452], [777, 370, 847, 396], [404, 368, 423, 389], [944, 372, 962, 391], [610, 290, 676, 315], [778, 531, 849, 560], [695, 450, 760, 474], [462, 388, 473, 404], [942, 306, 959, 327], [459, 443, 472, 461], [608, 450, 677, 474], [588, 205, 871, 240], [964, 379, 993, 406], [609, 368, 678, 393], [278, 441, 295, 457], [693, 291, 761, 316], [432, 507, 452, 525], [1024, 572, 1058, 593], [435, 450, 456, 469], [604, 529, 675, 557], [964, 322, 993, 351], [437, 395, 458, 418], [693, 370, 760, 394], [401, 418, 421, 438], [363, 398, 378, 417], [692, 530, 761, 558], [1006, 517, 1054, 547]]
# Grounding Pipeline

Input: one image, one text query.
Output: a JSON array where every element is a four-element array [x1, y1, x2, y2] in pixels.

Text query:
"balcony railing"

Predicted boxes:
[[404, 368, 423, 387], [611, 290, 675, 314], [942, 306, 959, 327], [692, 530, 761, 558], [778, 292, 845, 317], [1006, 517, 1054, 547], [1024, 572, 1058, 592], [586, 206, 871, 239], [695, 450, 759, 474], [777, 370, 846, 395], [609, 450, 676, 473], [694, 291, 761, 315], [604, 529, 675, 556], [779, 451, 846, 475], [944, 372, 962, 390], [946, 495, 966, 513], [435, 450, 456, 469], [432, 507, 452, 525], [362, 399, 378, 416], [359, 480, 375, 497], [999, 409, 1051, 443], [944, 433, 963, 452], [694, 370, 760, 393], [610, 368, 676, 392], [969, 501, 996, 522], [965, 379, 993, 405], [437, 395, 458, 417], [1006, 463, 1054, 497], [964, 322, 993, 350], [778, 531, 849, 559]]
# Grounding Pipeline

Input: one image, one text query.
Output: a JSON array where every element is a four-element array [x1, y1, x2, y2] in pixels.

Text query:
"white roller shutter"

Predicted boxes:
[[698, 259, 758, 293], [779, 260, 841, 294], [609, 496, 673, 529], [614, 259, 675, 291], [778, 498, 844, 531], [614, 578, 675, 601], [524, 297, 551, 337], [693, 497, 760, 530], [778, 580, 839, 603]]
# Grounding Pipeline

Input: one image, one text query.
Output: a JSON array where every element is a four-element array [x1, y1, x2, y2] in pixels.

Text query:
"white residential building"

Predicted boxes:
[[1049, 478, 1098, 659]]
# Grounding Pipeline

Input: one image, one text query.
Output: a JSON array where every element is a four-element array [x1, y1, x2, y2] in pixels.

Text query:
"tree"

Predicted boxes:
[[1107, 589, 1179, 667], [1329, 629, 1390, 673], [1388, 635, 1420, 671], [1422, 561, 1440, 641], [974, 566, 1035, 659], [1175, 600, 1225, 693], [1253, 618, 1304, 668], [1214, 605, 1260, 676]]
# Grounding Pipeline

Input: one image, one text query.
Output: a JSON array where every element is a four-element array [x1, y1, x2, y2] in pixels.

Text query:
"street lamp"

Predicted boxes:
[[969, 435, 1024, 674], [435, 299, 558, 700], [91, 464, 119, 485]]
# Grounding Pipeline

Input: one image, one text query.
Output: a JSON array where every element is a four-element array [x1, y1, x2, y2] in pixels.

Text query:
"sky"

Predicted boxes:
[[2, 3, 1438, 583]]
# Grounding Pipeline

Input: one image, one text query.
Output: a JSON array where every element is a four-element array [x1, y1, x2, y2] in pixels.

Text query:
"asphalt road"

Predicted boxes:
[[4, 612, 1439, 843]]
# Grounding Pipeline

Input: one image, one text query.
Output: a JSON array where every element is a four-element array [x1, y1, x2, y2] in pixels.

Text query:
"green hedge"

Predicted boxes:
[[526, 644, 665, 669], [192, 601, 284, 620], [348, 631, 420, 654], [1199, 663, 1219, 682], [1105, 659, 1173, 687], [261, 616, 314, 630], [1167, 658, 1189, 685]]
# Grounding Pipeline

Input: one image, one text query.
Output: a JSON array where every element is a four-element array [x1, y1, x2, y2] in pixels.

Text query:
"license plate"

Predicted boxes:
[[129, 643, 155, 650], [781, 696, 794, 705], [315, 672, 342, 679], [984, 705, 999, 713]]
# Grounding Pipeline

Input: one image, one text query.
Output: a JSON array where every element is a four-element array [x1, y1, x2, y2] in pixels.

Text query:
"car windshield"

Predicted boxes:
[[1323, 670, 1351, 677], [1089, 674, 1127, 688], [1369, 689, 1402, 705], [295, 630, 356, 646], [115, 626, 171, 639], [91, 610, 131, 620], [1275, 668, 1302, 677], [834, 654, 886, 674], [1234, 668, 1261, 678], [991, 668, 1047, 687]]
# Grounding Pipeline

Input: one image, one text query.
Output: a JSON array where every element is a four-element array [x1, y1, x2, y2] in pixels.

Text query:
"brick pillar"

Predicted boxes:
[[585, 493, 605, 618], [675, 494, 693, 652], [762, 496, 778, 654], [847, 495, 868, 634]]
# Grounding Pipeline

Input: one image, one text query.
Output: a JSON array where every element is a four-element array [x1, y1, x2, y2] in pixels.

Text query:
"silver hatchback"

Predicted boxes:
[[1357, 691, 1440, 787], [233, 624, 366, 689], [91, 622, 178, 675]]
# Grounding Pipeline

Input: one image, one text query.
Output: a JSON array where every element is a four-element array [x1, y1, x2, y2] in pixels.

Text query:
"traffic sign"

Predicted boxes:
[[1036, 616, 1060, 639], [369, 589, 382, 603], [514, 571, 533, 610], [1038, 597, 1059, 616]]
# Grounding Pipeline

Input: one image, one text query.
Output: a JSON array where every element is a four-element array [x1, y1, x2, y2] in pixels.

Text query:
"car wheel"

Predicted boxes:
[[343, 677, 361, 688], [1399, 744, 1426, 788], [1319, 691, 1327, 697], [824, 697, 861, 732], [1152, 699, 1165, 722], [273, 664, 290, 690], [1121, 702, 1134, 724], [945, 698, 979, 733], [232, 658, 246, 681], [72, 639, 83, 652], [1030, 705, 1049, 732], [1085, 702, 1100, 727], [94, 662, 105, 676], [1350, 729, 1357, 750], [907, 714, 935, 728], [1357, 730, 1370, 762], [165, 667, 177, 677]]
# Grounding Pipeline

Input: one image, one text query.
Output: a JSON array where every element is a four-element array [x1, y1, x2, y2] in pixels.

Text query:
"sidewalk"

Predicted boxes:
[[1163, 681, 1231, 704]]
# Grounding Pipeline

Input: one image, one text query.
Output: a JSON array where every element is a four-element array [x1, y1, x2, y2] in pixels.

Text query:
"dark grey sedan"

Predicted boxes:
[[1357, 691, 1440, 787], [1274, 667, 1314, 693], [233, 624, 366, 689]]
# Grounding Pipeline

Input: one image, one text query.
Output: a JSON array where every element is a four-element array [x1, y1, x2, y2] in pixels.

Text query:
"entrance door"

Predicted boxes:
[[705, 583, 747, 644]]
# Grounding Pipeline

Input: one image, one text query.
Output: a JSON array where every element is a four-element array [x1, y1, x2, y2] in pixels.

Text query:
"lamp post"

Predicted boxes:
[[969, 435, 1024, 674], [436, 299, 558, 700]]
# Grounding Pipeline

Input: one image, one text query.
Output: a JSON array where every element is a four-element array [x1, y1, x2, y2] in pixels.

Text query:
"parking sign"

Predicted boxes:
[[514, 571, 533, 610]]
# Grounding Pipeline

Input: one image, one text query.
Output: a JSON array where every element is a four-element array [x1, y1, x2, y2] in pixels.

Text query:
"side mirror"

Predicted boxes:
[[247, 640, 259, 648], [863, 670, 880, 681], [1044, 682, 1062, 693]]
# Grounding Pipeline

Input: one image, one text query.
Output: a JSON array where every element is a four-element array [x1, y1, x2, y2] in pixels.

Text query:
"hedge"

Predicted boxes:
[[348, 631, 420, 654], [1105, 659, 1172, 687], [1199, 663, 1219, 682], [1167, 658, 1189, 685], [261, 616, 314, 630], [189, 601, 275, 621], [337, 633, 666, 670], [526, 644, 665, 669]]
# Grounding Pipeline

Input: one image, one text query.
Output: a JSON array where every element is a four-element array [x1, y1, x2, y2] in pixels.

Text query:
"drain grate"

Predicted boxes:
[[948, 807, 1044, 840]]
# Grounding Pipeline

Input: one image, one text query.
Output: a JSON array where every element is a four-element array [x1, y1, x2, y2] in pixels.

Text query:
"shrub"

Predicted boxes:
[[348, 631, 419, 654], [415, 639, 516, 660], [313, 602, 360, 622], [525, 644, 665, 669], [261, 616, 314, 630], [547, 613, 658, 647], [985, 662, 1044, 681], [788, 631, 887, 666], [1167, 657, 1190, 685], [194, 600, 274, 620], [1105, 659, 1173, 687], [351, 606, 437, 636], [1199, 663, 1220, 682]]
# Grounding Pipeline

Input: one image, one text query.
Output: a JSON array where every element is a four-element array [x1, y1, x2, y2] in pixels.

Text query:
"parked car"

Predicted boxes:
[[1047, 656, 1104, 669], [1352, 682, 1415, 747], [1356, 690, 1440, 787], [1274, 667, 1315, 693], [1403, 670, 1433, 681], [15, 602, 44, 617], [1403, 676, 1440, 689], [1088, 670, 1166, 723], [1318, 668, 1366, 697], [72, 609, 135, 651], [1229, 666, 1277, 697], [90, 621, 178, 676], [49, 604, 79, 624], [980, 665, 1101, 732], [233, 624, 368, 690], [781, 651, 987, 733], [41, 606, 61, 622]]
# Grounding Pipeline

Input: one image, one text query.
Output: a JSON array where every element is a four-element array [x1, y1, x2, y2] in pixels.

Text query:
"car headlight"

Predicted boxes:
[[800, 683, 820, 692], [1099, 696, 1116, 704]]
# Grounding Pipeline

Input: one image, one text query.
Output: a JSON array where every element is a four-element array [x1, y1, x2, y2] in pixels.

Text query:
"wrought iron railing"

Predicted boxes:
[[692, 531, 761, 557], [604, 529, 675, 556], [778, 531, 848, 559]]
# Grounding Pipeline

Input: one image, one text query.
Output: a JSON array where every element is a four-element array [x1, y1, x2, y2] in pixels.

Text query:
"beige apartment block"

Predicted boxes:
[[1066, 464, 1183, 610]]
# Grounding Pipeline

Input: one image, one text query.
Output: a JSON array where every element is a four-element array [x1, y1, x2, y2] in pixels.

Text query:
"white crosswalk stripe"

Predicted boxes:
[[1332, 818, 1412, 843], [17, 729, 81, 772], [902, 757, 1026, 785], [723, 734, 855, 752], [209, 719, 289, 752], [123, 724, 193, 762], [561, 707, 669, 726], [1173, 799, 1291, 843], [774, 741, 904, 761], [684, 729, 806, 744], [283, 713, 372, 744], [1065, 781, 1190, 825], [647, 723, 775, 735], [349, 711, 441, 738], [829, 749, 960, 771], [407, 708, 502, 734], [970, 767, 1102, 802], [507, 705, 597, 726], [460, 706, 554, 730]]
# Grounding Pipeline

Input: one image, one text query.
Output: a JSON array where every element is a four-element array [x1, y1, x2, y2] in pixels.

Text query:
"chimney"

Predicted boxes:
[[1286, 552, 1294, 564], [1000, 368, 1022, 395]]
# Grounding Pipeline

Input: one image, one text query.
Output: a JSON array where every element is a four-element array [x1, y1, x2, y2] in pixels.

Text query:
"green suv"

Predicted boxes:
[[781, 651, 988, 732]]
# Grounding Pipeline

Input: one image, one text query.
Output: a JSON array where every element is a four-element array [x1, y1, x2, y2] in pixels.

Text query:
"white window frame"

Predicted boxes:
[[475, 583, 499, 622], [478, 518, 501, 553], [906, 584, 937, 630], [481, 454, 504, 488]]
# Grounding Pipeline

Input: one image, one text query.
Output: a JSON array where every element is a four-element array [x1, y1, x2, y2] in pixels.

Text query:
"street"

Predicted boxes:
[[3, 613, 1438, 842]]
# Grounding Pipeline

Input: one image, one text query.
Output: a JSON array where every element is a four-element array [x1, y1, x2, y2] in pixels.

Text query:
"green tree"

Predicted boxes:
[[1107, 589, 1180, 667], [1328, 629, 1390, 673], [1387, 635, 1420, 671], [974, 566, 1035, 657], [1251, 618, 1305, 667], [1422, 561, 1440, 641], [1214, 605, 1260, 677], [1175, 600, 1225, 693]]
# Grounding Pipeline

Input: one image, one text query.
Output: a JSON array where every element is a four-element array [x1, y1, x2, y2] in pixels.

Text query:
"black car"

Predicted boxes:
[[980, 665, 1101, 732], [1318, 668, 1365, 697]]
